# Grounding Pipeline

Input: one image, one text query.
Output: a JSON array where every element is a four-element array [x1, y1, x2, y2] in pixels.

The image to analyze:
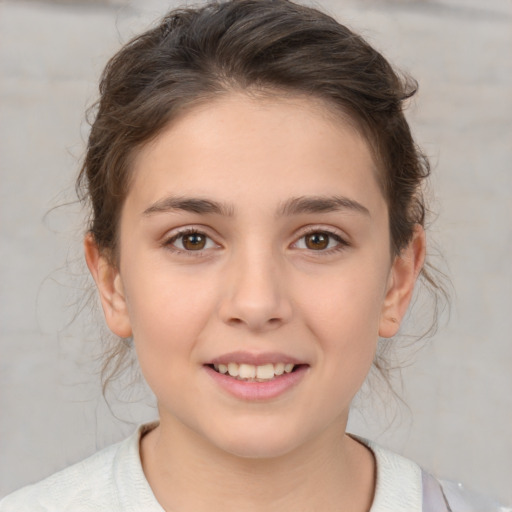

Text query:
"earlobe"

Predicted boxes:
[[84, 234, 132, 338], [378, 225, 426, 338]]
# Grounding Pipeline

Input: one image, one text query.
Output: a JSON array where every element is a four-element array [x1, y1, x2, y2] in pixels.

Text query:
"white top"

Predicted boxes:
[[0, 424, 508, 512]]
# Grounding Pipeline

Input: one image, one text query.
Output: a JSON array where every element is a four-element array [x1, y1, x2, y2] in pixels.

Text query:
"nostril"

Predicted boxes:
[[227, 316, 282, 328]]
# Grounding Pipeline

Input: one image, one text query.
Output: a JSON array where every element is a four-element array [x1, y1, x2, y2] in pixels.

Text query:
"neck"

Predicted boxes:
[[140, 415, 375, 512]]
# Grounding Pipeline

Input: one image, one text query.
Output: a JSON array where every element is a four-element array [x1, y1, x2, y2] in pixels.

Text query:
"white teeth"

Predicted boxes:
[[274, 363, 285, 376], [239, 364, 256, 379], [213, 362, 297, 381], [284, 363, 294, 373], [256, 363, 274, 380], [227, 362, 239, 377]]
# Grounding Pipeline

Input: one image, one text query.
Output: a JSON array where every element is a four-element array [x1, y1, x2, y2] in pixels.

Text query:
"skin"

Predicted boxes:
[[85, 93, 425, 512]]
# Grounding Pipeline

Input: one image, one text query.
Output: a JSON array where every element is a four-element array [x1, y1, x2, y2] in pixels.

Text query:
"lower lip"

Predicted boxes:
[[204, 365, 308, 401]]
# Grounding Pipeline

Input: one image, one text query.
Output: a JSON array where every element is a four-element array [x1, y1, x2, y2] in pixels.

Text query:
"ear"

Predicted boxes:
[[378, 225, 426, 338], [84, 233, 132, 338]]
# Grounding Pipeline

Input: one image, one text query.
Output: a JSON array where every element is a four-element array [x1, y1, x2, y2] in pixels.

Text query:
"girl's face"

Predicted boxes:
[[88, 94, 423, 458]]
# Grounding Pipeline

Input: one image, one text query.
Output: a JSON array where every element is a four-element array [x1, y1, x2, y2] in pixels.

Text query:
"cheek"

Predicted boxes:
[[298, 264, 388, 338], [120, 264, 220, 382], [123, 256, 217, 328], [295, 262, 388, 385]]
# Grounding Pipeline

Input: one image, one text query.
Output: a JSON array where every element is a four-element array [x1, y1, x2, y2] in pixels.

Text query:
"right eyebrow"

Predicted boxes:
[[142, 196, 235, 217]]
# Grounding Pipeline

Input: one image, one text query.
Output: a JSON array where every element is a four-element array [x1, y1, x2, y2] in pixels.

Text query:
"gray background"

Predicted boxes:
[[1, 0, 511, 504]]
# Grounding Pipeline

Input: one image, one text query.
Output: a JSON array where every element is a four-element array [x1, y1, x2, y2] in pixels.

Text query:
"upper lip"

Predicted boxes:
[[206, 351, 306, 366]]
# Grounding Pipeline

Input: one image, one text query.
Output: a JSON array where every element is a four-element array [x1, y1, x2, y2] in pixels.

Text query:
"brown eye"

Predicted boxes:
[[181, 233, 207, 250], [168, 230, 216, 252], [304, 232, 330, 250], [294, 231, 346, 252]]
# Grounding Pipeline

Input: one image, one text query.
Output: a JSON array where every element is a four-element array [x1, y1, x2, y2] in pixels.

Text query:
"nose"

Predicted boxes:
[[218, 247, 293, 332]]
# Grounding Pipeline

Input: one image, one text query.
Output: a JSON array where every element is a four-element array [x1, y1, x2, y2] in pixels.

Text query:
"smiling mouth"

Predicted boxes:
[[208, 362, 301, 382]]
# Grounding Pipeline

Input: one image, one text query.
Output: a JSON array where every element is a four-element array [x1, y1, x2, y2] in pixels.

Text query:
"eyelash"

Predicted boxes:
[[162, 227, 349, 256], [293, 228, 349, 254], [163, 228, 218, 257]]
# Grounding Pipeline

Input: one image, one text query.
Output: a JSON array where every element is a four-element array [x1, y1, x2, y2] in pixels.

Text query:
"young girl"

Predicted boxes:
[[1, 1, 508, 511]]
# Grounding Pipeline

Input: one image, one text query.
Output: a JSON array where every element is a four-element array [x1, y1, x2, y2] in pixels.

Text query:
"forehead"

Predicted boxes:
[[127, 93, 385, 215]]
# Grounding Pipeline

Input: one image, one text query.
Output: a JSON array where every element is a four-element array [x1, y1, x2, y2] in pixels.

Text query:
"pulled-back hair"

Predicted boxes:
[[77, 0, 443, 392]]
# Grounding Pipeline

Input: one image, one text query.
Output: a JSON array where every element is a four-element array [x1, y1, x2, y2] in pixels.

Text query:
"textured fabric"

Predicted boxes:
[[1, 424, 508, 511], [0, 423, 163, 512], [360, 437, 423, 511]]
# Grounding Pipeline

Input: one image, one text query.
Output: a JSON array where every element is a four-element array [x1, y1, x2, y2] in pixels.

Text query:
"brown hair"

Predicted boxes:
[[77, 0, 445, 391]]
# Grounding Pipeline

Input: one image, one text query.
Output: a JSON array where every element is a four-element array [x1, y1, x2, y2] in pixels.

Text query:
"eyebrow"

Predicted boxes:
[[142, 194, 369, 218], [277, 195, 370, 217], [143, 196, 235, 217]]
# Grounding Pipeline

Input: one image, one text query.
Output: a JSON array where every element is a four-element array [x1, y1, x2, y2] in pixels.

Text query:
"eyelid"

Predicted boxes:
[[291, 225, 350, 251], [162, 226, 221, 255]]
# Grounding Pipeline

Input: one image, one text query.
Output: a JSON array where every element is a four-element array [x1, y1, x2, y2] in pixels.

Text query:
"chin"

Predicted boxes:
[[211, 425, 306, 460]]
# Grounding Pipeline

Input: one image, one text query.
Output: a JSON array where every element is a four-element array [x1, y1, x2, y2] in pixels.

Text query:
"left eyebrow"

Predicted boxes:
[[142, 196, 234, 217], [277, 195, 370, 217]]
